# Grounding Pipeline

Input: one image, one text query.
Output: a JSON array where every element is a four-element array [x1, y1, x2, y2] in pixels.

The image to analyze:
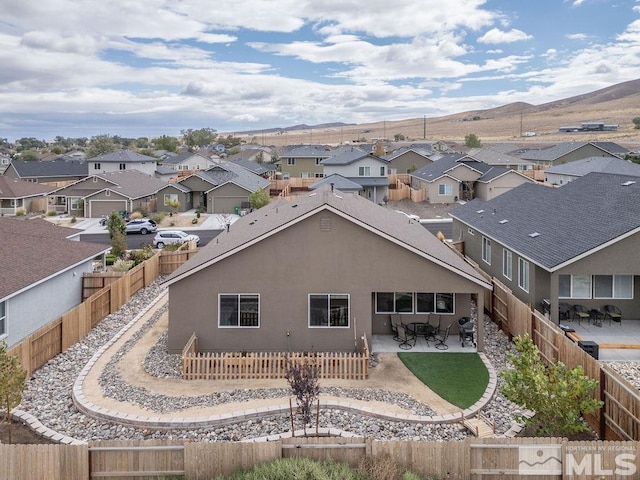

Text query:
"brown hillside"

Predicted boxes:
[[236, 80, 640, 148]]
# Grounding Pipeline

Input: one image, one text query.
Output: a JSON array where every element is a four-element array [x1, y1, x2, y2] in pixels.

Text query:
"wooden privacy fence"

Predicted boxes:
[[7, 248, 196, 377], [182, 333, 370, 380], [3, 438, 640, 480], [478, 264, 640, 442]]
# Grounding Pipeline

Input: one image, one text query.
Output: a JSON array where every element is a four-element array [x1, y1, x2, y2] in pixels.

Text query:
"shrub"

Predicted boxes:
[[129, 211, 144, 220], [149, 211, 167, 224], [70, 216, 77, 224], [15, 208, 26, 216], [46, 210, 57, 216], [191, 218, 198, 224], [112, 258, 134, 272], [196, 211, 201, 218], [359, 452, 404, 480], [105, 254, 116, 266]]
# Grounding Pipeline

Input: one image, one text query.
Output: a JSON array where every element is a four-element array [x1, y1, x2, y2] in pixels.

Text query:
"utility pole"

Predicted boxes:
[[423, 115, 426, 139]]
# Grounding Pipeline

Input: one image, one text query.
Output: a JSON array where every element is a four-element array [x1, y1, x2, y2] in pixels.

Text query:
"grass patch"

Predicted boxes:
[[397, 352, 489, 409]]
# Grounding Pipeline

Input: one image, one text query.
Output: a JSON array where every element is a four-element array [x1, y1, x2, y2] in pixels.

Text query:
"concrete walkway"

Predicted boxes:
[[14, 291, 499, 444]]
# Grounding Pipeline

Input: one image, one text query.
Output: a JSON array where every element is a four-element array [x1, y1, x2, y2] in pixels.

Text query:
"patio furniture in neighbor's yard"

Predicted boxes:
[[603, 304, 622, 325], [434, 324, 451, 350], [572, 304, 591, 325], [407, 322, 436, 346], [558, 302, 572, 321], [397, 324, 416, 350], [390, 314, 401, 341], [458, 317, 476, 347], [589, 308, 603, 327]]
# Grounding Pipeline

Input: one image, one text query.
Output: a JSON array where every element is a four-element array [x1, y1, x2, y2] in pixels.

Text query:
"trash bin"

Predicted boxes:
[[234, 206, 240, 215], [578, 340, 599, 360]]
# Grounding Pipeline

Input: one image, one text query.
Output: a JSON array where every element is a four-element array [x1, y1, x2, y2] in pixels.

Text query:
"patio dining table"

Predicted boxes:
[[406, 322, 437, 345]]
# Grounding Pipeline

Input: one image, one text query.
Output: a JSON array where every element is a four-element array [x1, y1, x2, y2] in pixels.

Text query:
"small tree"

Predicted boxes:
[[285, 359, 320, 435], [166, 198, 180, 216], [249, 189, 270, 210], [501, 335, 603, 436], [464, 133, 482, 148], [0, 341, 27, 444], [107, 211, 127, 258], [633, 117, 640, 129]]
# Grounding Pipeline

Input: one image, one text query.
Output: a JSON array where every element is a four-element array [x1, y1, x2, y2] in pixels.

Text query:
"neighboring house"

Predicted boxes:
[[48, 170, 168, 217], [0, 217, 109, 348], [155, 182, 193, 214], [0, 176, 52, 215], [3, 159, 88, 185], [467, 147, 534, 173], [321, 148, 389, 203], [450, 172, 640, 323], [0, 153, 12, 174], [163, 185, 491, 354], [278, 145, 332, 179], [228, 157, 278, 179], [519, 142, 625, 167], [309, 173, 363, 195], [410, 154, 533, 203], [87, 150, 158, 176], [544, 157, 640, 186], [170, 162, 270, 214], [226, 149, 272, 165], [155, 164, 179, 182], [160, 152, 217, 174], [383, 146, 434, 174]]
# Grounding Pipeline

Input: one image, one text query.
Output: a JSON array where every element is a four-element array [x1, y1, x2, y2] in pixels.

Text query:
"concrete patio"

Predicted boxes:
[[372, 333, 478, 353], [559, 319, 640, 362]]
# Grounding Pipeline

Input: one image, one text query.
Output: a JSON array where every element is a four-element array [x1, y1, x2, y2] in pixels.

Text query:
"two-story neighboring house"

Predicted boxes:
[[3, 159, 88, 186], [450, 172, 640, 323], [160, 152, 217, 175], [321, 148, 389, 203], [87, 150, 158, 176], [410, 154, 533, 203], [279, 145, 332, 179], [519, 142, 627, 168], [383, 146, 434, 174], [0, 153, 11, 174]]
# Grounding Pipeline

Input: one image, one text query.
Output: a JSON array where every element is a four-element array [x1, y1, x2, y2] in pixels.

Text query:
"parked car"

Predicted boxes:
[[153, 230, 200, 248], [125, 218, 157, 235]]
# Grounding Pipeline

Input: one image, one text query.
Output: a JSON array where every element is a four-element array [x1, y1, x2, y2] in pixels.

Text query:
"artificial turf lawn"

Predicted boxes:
[[397, 352, 489, 409]]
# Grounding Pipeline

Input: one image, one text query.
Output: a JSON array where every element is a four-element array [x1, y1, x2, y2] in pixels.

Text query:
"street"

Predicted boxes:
[[79, 229, 223, 249]]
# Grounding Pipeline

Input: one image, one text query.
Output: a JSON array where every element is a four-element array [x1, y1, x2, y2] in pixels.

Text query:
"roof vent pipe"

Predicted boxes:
[[330, 182, 334, 192]]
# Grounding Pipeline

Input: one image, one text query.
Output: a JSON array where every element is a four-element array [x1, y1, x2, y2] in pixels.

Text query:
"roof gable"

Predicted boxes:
[[164, 186, 490, 289], [0, 176, 52, 198]]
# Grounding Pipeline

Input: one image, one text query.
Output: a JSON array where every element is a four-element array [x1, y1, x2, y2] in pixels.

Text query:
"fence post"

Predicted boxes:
[[600, 367, 607, 439]]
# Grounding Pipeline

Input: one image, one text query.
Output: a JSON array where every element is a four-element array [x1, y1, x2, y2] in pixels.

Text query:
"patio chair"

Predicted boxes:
[[558, 302, 572, 322], [397, 324, 416, 350], [390, 314, 402, 341], [434, 324, 451, 350], [603, 305, 622, 325], [572, 304, 590, 325]]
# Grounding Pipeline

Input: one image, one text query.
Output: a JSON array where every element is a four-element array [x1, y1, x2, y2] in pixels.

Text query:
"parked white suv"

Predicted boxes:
[[153, 230, 200, 248]]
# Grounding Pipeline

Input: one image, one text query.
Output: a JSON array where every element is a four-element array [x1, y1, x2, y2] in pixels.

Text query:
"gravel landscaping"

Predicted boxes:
[[18, 279, 640, 443]]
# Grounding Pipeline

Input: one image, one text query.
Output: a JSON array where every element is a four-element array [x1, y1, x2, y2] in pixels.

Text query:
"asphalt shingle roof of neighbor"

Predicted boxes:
[[196, 163, 270, 192], [519, 142, 625, 162], [94, 170, 169, 199], [9, 159, 88, 177], [228, 158, 277, 176], [88, 149, 158, 163], [164, 184, 491, 288], [0, 176, 53, 198], [309, 174, 363, 191], [321, 147, 384, 166], [283, 145, 333, 158], [449, 172, 640, 270], [467, 147, 534, 167], [0, 217, 110, 300], [155, 164, 177, 175], [346, 176, 390, 187], [411, 154, 491, 182], [545, 156, 640, 177], [474, 166, 517, 183], [161, 152, 209, 165], [382, 146, 433, 161]]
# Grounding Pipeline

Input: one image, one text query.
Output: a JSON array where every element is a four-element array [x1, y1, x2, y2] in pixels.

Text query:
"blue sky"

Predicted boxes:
[[0, 0, 639, 141]]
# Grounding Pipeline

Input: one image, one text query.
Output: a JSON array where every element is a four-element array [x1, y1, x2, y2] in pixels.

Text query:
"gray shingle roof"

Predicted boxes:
[[519, 142, 589, 161], [321, 148, 386, 166], [229, 158, 277, 176], [0, 218, 109, 300], [164, 185, 490, 288], [283, 145, 332, 158], [545, 157, 640, 177], [309, 174, 362, 191], [88, 150, 157, 163], [450, 172, 640, 270], [161, 152, 209, 165], [411, 154, 490, 182], [94, 170, 169, 199], [0, 176, 53, 198], [9, 159, 88, 178], [193, 163, 270, 192], [467, 147, 534, 167], [383, 146, 433, 161]]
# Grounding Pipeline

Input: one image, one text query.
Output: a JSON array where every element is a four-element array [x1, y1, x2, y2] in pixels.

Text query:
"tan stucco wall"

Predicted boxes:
[[475, 173, 532, 201], [389, 152, 432, 174], [168, 210, 485, 352]]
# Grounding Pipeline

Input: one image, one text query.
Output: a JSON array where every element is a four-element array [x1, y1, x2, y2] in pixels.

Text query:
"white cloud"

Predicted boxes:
[[477, 28, 533, 44], [565, 33, 588, 40]]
